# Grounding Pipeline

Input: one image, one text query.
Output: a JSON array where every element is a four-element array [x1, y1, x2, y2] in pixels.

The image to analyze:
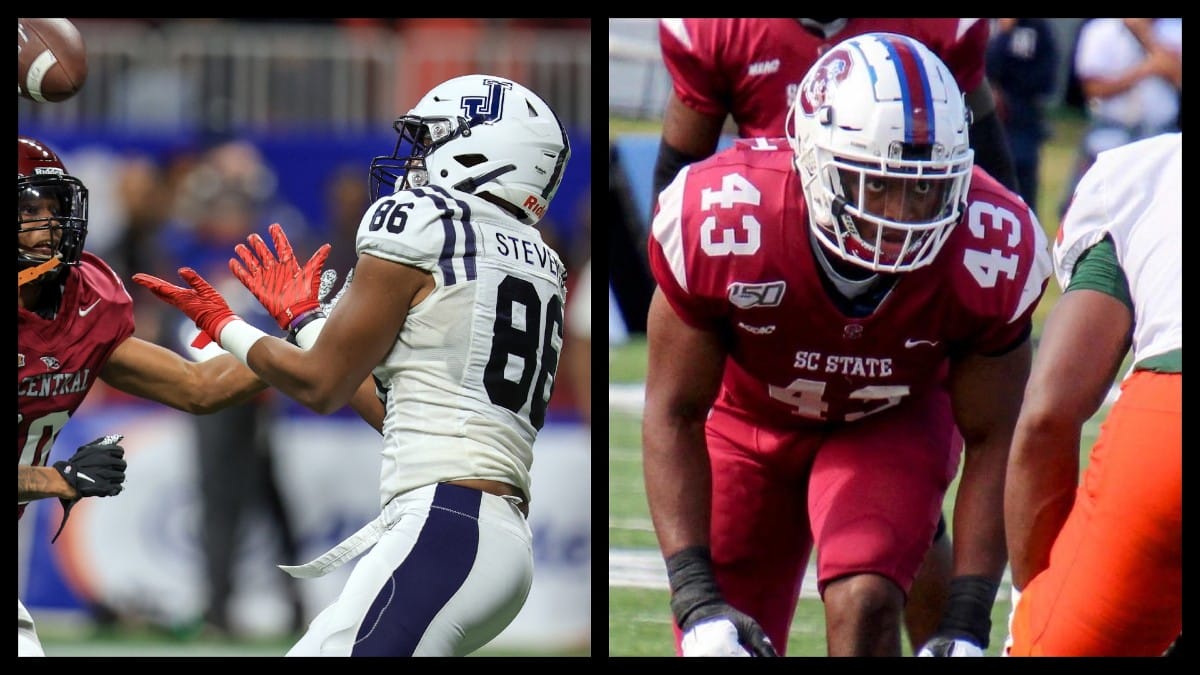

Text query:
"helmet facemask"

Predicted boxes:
[[369, 114, 486, 200], [786, 32, 974, 274], [817, 142, 972, 272], [17, 173, 88, 279]]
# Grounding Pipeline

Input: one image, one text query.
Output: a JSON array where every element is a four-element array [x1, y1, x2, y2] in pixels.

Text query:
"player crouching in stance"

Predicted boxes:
[[643, 33, 1052, 656], [134, 74, 571, 656]]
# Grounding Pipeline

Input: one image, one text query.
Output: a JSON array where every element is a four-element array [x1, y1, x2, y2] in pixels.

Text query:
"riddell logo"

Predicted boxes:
[[523, 195, 547, 219]]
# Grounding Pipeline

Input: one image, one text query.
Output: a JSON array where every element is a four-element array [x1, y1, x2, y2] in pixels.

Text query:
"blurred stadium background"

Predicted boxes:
[[607, 19, 1128, 656], [19, 18, 591, 657]]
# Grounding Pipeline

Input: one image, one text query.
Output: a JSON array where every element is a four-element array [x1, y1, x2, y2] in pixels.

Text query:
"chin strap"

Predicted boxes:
[[18, 257, 61, 288]]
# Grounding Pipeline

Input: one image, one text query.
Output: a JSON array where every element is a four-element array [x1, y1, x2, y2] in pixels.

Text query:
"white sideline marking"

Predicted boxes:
[[608, 548, 822, 598], [609, 548, 1014, 601], [610, 382, 645, 417]]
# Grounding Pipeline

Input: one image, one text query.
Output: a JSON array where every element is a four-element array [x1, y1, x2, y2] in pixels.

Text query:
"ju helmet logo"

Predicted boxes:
[[460, 79, 511, 124]]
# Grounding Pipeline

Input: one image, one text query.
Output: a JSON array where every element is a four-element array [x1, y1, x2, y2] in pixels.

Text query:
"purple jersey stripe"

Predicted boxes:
[[351, 483, 482, 656], [412, 187, 478, 285], [426, 185, 478, 281]]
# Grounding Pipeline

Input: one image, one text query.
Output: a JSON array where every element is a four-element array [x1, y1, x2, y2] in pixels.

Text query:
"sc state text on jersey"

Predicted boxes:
[[793, 350, 894, 378]]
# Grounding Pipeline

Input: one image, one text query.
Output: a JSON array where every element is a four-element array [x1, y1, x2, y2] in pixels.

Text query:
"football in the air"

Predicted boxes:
[[18, 18, 88, 103]]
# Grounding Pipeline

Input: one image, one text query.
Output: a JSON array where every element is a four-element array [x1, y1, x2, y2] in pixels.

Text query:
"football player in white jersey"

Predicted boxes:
[[1004, 132, 1181, 655], [134, 73, 571, 656]]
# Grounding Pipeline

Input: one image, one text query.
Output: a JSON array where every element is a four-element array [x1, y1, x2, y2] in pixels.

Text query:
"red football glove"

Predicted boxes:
[[132, 268, 240, 348], [229, 223, 332, 331]]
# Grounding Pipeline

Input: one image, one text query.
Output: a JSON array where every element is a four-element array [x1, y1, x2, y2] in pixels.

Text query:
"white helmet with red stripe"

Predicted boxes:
[[786, 32, 973, 272]]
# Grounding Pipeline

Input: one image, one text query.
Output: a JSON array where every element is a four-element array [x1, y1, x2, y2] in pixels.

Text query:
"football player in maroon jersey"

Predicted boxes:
[[654, 19, 1019, 200], [643, 33, 1051, 656], [17, 135, 381, 656], [652, 21, 1020, 649]]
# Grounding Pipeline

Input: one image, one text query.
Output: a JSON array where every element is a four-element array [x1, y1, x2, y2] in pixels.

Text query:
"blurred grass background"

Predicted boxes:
[[38, 620, 590, 656]]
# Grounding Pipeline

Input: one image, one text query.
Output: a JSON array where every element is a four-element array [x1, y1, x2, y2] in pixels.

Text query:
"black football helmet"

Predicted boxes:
[[18, 135, 88, 281]]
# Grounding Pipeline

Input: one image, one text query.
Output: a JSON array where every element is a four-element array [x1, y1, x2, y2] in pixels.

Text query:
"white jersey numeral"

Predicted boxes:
[[18, 409, 71, 467], [699, 173, 763, 256], [768, 378, 909, 421], [963, 201, 1023, 288]]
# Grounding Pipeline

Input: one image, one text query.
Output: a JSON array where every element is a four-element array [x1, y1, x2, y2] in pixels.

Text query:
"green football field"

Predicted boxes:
[[607, 112, 1121, 656], [36, 620, 589, 657]]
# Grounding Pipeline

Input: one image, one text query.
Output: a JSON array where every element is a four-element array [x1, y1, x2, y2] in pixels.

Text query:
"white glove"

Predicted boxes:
[[1002, 586, 1022, 657], [318, 267, 353, 315], [681, 618, 752, 657], [916, 636, 985, 657]]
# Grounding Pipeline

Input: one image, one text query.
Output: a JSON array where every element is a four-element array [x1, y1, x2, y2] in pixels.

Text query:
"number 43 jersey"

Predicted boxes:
[[648, 138, 1052, 428], [356, 185, 566, 507]]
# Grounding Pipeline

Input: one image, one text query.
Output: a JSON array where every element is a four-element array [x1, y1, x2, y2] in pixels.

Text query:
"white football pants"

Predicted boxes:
[[287, 482, 532, 656], [18, 599, 44, 657]]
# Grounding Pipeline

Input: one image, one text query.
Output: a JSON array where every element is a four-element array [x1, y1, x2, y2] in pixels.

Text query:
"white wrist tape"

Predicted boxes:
[[218, 319, 268, 365], [294, 316, 326, 350]]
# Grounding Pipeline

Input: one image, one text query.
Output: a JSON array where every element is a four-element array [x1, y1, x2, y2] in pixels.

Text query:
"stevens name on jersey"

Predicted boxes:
[[493, 231, 563, 279]]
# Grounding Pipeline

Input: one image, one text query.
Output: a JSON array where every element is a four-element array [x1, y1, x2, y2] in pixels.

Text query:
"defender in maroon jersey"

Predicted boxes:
[[651, 21, 1021, 648], [16, 135, 383, 656], [644, 33, 1051, 656]]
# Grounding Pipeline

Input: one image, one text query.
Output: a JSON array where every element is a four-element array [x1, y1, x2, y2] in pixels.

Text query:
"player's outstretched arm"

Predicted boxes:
[[100, 337, 267, 415], [140, 223, 420, 418], [221, 223, 424, 415]]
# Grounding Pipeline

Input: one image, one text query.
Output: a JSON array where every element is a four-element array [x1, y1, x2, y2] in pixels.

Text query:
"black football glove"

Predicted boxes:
[[667, 546, 778, 657], [50, 434, 127, 543]]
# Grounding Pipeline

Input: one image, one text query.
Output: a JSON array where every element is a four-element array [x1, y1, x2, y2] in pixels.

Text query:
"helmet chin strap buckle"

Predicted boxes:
[[830, 197, 861, 241], [18, 256, 61, 288]]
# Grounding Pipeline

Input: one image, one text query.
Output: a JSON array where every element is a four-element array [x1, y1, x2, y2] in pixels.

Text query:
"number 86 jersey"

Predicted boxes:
[[356, 185, 566, 506], [648, 138, 1052, 428]]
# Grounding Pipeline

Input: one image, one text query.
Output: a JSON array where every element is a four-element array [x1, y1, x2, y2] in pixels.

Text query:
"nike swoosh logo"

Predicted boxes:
[[904, 339, 939, 348], [78, 299, 101, 317]]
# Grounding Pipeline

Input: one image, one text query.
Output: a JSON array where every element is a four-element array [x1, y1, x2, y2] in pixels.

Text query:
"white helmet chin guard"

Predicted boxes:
[[786, 32, 974, 273], [370, 74, 571, 224]]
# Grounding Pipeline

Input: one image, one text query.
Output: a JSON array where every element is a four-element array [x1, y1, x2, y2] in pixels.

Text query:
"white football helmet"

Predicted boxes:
[[370, 74, 571, 224], [785, 32, 973, 273]]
